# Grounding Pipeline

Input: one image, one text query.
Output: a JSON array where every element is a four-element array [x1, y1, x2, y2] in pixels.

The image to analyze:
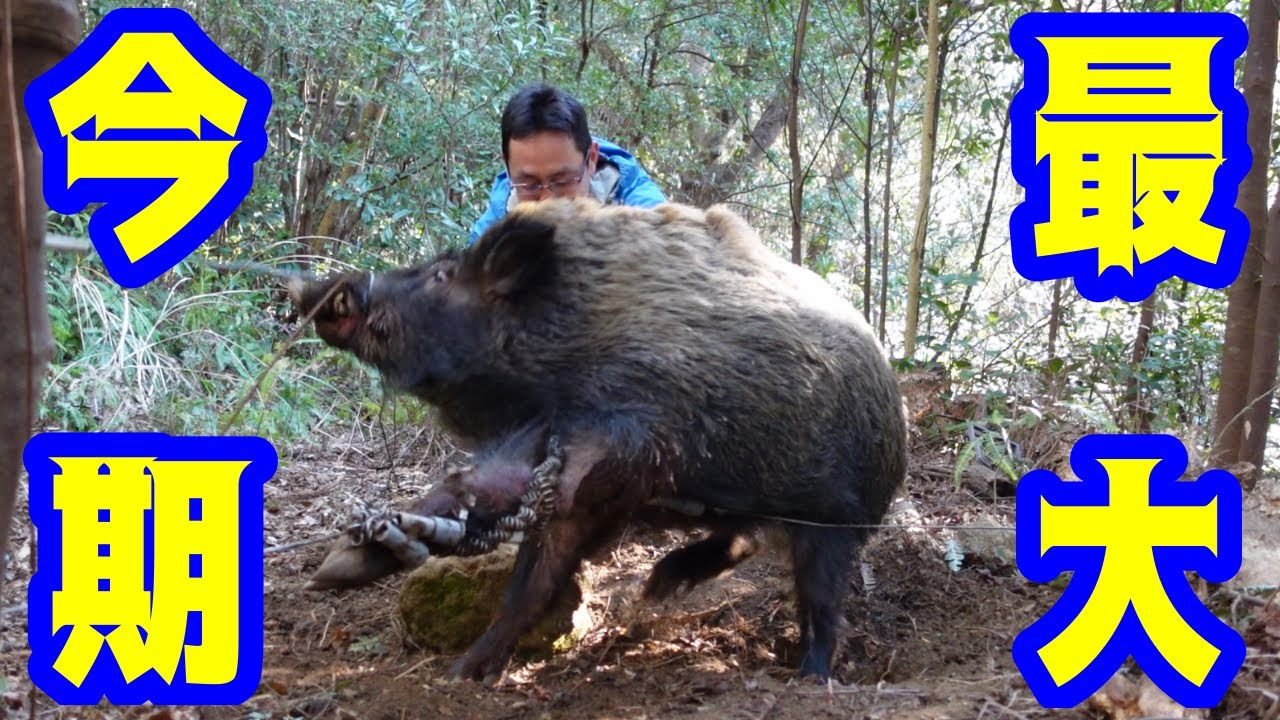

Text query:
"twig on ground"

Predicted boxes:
[[792, 684, 923, 697], [1239, 684, 1280, 707], [978, 697, 1035, 720], [266, 531, 344, 555], [393, 656, 434, 680]]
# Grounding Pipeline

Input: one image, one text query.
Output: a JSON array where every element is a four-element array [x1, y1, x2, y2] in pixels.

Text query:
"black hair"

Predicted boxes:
[[500, 83, 592, 160]]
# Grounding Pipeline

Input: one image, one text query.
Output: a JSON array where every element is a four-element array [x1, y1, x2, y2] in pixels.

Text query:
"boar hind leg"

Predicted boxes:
[[642, 522, 759, 600], [789, 525, 864, 681]]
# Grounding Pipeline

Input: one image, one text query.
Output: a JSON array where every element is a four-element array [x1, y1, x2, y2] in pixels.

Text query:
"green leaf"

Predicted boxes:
[[954, 442, 977, 490]]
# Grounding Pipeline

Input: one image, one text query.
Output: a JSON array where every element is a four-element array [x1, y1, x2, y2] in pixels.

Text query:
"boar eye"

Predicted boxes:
[[433, 267, 450, 283]]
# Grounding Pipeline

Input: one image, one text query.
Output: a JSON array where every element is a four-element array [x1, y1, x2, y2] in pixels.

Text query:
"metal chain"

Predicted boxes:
[[344, 435, 566, 558]]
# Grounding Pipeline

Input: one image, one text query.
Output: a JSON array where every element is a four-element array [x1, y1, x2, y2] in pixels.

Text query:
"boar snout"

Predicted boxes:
[[289, 274, 371, 351]]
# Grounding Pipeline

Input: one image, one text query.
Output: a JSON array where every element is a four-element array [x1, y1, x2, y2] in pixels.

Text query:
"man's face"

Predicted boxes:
[[506, 131, 598, 202]]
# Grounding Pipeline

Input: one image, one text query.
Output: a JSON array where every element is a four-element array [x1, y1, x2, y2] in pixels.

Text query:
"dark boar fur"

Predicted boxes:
[[290, 198, 908, 683]]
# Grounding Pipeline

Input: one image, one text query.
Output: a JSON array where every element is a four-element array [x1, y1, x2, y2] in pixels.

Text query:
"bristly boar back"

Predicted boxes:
[[290, 198, 908, 684]]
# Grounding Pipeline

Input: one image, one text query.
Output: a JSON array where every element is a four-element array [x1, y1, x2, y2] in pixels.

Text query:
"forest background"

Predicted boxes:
[[42, 0, 1280, 491]]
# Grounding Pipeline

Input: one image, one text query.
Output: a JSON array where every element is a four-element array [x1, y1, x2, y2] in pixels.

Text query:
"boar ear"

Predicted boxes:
[[477, 216, 557, 299]]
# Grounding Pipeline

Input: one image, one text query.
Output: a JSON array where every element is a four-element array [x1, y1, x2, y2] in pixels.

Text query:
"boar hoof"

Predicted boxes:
[[796, 658, 833, 684], [446, 648, 509, 685]]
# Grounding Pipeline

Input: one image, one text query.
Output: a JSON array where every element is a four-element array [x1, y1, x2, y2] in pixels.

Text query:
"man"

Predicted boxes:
[[469, 83, 666, 244]]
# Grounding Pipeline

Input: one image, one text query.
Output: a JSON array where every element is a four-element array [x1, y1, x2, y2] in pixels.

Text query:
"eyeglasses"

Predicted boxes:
[[510, 157, 589, 199]]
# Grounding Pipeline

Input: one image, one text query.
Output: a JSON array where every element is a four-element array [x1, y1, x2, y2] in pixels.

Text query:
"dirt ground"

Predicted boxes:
[[2, 413, 1278, 720]]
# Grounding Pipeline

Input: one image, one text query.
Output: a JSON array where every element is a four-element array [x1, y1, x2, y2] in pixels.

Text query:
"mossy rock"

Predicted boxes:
[[398, 543, 587, 660]]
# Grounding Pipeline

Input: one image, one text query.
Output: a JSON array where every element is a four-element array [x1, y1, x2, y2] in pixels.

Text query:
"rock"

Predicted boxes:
[[1086, 672, 1206, 720], [398, 544, 586, 659], [951, 513, 1017, 567]]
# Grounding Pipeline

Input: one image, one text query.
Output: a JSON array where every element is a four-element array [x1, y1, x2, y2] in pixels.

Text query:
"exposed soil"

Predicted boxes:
[[3, 411, 1277, 720]]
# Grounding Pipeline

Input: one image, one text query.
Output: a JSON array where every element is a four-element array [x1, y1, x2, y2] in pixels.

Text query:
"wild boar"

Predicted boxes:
[[289, 198, 907, 683]]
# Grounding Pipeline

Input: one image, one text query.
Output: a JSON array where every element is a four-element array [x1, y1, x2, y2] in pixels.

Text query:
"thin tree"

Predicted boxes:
[[1123, 293, 1158, 432], [860, 0, 877, 320], [878, 23, 902, 344], [1211, 0, 1277, 467], [935, 94, 1011, 357], [787, 0, 811, 265], [1241, 183, 1280, 488], [1046, 278, 1065, 398], [904, 0, 940, 357]]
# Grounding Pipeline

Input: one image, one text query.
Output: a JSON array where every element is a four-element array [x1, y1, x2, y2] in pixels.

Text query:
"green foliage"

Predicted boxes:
[[349, 635, 389, 657], [37, 0, 1244, 456], [38, 239, 421, 442], [948, 407, 1041, 489], [1123, 288, 1227, 430]]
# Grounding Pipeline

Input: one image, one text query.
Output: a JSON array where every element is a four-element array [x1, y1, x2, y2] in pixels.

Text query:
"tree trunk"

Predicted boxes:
[[576, 0, 591, 81], [1241, 181, 1280, 488], [860, 0, 876, 320], [682, 88, 790, 208], [1124, 293, 1158, 432], [642, 0, 673, 92], [787, 0, 810, 266], [313, 66, 398, 242], [1046, 278, 1064, 397], [878, 28, 901, 345], [1211, 0, 1277, 466], [904, 0, 940, 357], [0, 0, 81, 587]]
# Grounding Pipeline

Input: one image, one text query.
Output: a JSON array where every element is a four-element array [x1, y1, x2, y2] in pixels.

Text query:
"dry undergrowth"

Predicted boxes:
[[2, 387, 1276, 720]]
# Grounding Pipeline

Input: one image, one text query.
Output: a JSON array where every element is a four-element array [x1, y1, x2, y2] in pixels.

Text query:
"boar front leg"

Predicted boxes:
[[305, 483, 468, 591], [306, 449, 536, 591], [446, 435, 637, 683]]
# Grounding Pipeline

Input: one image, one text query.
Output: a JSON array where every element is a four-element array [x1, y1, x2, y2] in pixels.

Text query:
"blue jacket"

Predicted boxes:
[[468, 137, 667, 244]]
